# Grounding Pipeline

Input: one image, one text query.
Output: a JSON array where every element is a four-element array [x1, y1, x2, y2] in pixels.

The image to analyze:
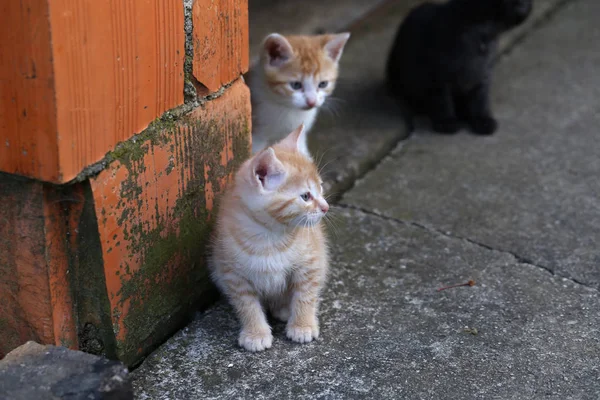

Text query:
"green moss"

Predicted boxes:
[[108, 112, 251, 365], [184, 55, 198, 102], [184, 55, 194, 83], [59, 338, 75, 348], [106, 114, 176, 168]]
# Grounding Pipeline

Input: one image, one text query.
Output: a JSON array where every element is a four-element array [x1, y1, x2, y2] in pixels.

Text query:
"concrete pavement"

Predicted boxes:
[[132, 0, 600, 398]]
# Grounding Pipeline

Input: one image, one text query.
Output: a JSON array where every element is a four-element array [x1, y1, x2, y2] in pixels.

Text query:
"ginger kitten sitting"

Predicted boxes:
[[247, 33, 350, 153], [210, 124, 330, 352]]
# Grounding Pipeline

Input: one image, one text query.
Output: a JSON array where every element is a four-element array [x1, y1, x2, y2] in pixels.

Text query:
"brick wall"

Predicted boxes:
[[0, 0, 250, 366]]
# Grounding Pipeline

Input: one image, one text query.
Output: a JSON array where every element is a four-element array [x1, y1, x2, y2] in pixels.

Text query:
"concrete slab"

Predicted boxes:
[[132, 208, 600, 399], [131, 1, 600, 398], [342, 0, 600, 289], [300, 0, 564, 198]]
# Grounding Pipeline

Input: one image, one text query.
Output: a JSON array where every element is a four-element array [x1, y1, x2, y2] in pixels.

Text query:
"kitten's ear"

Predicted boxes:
[[263, 34, 293, 67], [278, 124, 311, 160], [324, 32, 350, 63], [251, 148, 287, 191]]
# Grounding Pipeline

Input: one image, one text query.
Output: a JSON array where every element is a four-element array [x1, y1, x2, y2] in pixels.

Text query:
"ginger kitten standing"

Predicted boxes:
[[248, 33, 350, 153], [210, 124, 330, 352]]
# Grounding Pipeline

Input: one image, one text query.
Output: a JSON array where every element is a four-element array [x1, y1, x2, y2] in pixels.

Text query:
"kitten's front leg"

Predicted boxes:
[[286, 265, 325, 344], [458, 82, 498, 135], [426, 85, 461, 134], [228, 287, 273, 352]]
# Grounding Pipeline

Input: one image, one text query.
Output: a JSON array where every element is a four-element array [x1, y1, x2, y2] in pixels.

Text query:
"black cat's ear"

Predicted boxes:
[[263, 34, 294, 67], [324, 32, 350, 63]]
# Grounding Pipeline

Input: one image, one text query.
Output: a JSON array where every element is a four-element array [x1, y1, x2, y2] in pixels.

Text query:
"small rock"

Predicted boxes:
[[0, 341, 133, 400], [464, 327, 479, 336]]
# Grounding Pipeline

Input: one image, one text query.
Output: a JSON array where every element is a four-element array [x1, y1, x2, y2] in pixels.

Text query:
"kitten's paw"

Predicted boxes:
[[431, 118, 461, 134], [271, 306, 291, 322], [238, 329, 273, 352], [468, 116, 498, 135], [286, 323, 319, 344]]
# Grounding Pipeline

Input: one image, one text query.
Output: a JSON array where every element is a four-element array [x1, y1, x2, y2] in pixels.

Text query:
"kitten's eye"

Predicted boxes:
[[318, 81, 329, 89], [300, 192, 311, 202], [290, 81, 303, 90]]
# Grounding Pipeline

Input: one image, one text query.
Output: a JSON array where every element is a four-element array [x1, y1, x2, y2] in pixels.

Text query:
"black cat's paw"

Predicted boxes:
[[431, 118, 462, 134], [468, 116, 498, 135]]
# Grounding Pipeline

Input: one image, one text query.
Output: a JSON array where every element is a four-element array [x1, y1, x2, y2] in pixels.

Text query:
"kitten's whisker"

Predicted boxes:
[[314, 148, 332, 173], [323, 214, 340, 240], [321, 101, 343, 119], [319, 104, 340, 120], [318, 155, 345, 177], [325, 96, 347, 105], [315, 146, 335, 163], [318, 158, 338, 176], [324, 191, 341, 201]]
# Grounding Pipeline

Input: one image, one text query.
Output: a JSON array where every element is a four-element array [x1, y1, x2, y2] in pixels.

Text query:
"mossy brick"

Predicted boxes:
[[88, 80, 251, 365]]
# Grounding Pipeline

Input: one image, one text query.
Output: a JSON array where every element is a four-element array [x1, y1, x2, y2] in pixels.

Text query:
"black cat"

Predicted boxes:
[[386, 0, 533, 135]]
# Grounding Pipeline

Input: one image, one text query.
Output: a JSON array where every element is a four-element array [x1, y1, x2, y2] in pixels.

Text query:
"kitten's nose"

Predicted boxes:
[[306, 98, 316, 108], [320, 203, 329, 214]]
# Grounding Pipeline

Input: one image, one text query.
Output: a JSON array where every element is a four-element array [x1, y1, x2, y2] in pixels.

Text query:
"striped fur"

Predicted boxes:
[[210, 124, 330, 352], [248, 32, 350, 153]]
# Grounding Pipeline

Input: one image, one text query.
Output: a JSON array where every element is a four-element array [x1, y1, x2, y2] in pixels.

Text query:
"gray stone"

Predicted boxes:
[[133, 208, 600, 399], [342, 0, 600, 289], [0, 341, 132, 400]]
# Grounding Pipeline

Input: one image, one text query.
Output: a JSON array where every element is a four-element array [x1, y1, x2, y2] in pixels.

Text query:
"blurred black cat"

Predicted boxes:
[[386, 0, 533, 135]]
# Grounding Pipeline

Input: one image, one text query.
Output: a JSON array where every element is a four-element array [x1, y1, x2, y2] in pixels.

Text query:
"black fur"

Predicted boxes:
[[386, 0, 532, 135]]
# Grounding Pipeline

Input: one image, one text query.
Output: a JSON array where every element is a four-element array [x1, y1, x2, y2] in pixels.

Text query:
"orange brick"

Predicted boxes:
[[89, 80, 251, 364], [0, 0, 185, 183], [0, 0, 59, 183], [193, 0, 249, 92], [0, 178, 78, 357]]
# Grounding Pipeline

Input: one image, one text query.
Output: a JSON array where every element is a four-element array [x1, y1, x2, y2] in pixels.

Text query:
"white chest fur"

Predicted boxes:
[[248, 75, 318, 153], [236, 244, 300, 296]]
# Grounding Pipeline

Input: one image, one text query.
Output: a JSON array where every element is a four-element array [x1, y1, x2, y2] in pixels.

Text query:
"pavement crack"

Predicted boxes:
[[337, 202, 599, 293], [329, 135, 411, 203]]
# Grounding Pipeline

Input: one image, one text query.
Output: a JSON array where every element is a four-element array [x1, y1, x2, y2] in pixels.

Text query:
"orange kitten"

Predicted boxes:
[[210, 124, 330, 352], [248, 33, 350, 153]]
